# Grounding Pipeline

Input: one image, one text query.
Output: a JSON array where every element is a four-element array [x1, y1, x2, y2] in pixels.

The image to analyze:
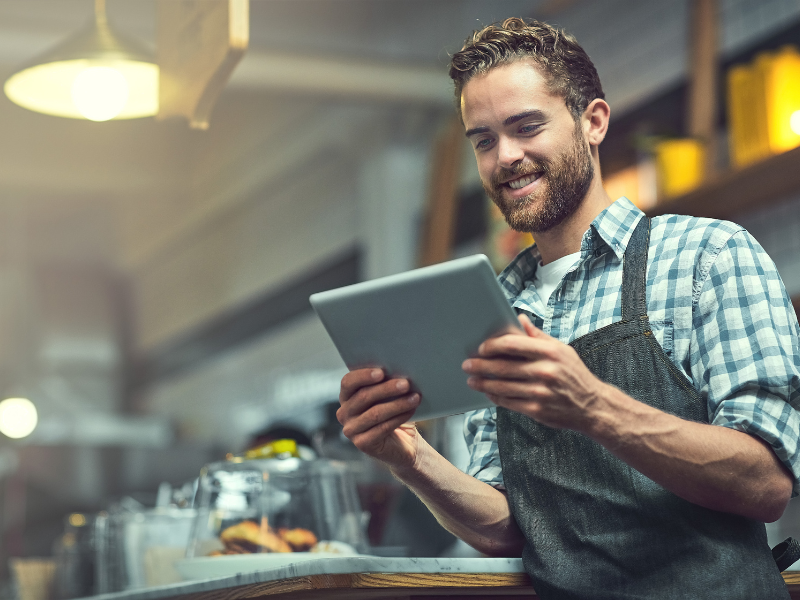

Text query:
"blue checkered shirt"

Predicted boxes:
[[464, 197, 800, 495]]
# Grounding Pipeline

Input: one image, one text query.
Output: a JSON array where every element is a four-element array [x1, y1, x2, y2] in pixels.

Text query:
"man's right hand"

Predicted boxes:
[[338, 368, 526, 557], [337, 368, 421, 470]]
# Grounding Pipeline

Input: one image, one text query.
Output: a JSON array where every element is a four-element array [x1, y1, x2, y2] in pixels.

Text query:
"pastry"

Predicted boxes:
[[218, 519, 292, 553], [278, 527, 318, 552]]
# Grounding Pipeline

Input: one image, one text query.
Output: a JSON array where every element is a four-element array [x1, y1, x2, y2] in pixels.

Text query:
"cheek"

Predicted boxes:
[[475, 153, 496, 183]]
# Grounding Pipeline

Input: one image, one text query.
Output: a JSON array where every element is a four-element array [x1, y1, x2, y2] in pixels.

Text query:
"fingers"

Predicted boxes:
[[341, 375, 411, 412], [514, 313, 555, 340], [477, 329, 557, 360], [463, 355, 536, 381], [467, 376, 551, 399], [340, 368, 385, 402], [340, 392, 420, 439], [350, 410, 417, 452], [482, 392, 549, 423], [518, 313, 539, 337], [338, 369, 419, 438]]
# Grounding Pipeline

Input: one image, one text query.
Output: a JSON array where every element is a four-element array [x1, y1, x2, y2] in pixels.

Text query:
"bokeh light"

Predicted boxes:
[[790, 109, 800, 136], [0, 397, 38, 439]]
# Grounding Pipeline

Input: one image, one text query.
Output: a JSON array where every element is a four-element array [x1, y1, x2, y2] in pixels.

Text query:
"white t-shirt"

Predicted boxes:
[[532, 251, 581, 304]]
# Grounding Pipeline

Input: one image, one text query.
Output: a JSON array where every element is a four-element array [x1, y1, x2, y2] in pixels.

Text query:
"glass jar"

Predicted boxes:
[[95, 506, 196, 592], [187, 455, 367, 559]]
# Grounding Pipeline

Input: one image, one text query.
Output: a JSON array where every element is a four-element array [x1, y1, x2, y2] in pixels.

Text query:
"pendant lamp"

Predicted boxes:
[[3, 0, 158, 121]]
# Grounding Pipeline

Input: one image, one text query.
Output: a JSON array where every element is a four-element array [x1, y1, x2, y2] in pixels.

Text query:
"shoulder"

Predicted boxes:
[[649, 214, 789, 316], [649, 213, 744, 254], [647, 215, 755, 295]]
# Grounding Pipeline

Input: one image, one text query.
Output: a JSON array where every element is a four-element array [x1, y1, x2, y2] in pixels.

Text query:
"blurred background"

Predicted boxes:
[[1, 0, 800, 596]]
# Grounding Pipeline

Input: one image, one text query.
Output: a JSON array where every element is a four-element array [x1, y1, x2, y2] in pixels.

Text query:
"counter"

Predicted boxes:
[[76, 556, 800, 600], [80, 557, 528, 600]]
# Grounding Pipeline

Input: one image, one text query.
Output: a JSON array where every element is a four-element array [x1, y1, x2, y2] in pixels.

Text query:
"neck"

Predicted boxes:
[[533, 170, 613, 266]]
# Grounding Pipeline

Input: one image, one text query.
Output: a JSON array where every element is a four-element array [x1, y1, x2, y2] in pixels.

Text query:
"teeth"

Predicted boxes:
[[507, 174, 539, 189]]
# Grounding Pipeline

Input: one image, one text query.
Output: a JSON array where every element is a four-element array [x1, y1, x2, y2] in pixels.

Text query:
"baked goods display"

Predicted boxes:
[[189, 456, 367, 560], [210, 518, 318, 556]]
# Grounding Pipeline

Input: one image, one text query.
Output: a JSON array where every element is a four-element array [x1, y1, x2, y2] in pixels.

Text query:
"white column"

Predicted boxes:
[[358, 143, 431, 280]]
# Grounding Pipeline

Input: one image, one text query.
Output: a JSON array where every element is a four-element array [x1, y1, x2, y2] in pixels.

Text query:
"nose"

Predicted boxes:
[[496, 136, 524, 169]]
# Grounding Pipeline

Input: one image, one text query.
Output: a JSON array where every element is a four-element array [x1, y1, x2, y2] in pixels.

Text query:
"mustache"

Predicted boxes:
[[490, 161, 548, 189]]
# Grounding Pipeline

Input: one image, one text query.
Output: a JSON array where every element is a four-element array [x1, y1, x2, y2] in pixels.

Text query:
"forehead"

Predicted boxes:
[[460, 60, 567, 128]]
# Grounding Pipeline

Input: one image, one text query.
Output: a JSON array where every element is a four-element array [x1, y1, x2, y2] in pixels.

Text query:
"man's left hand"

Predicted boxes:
[[463, 313, 794, 522], [462, 313, 608, 433]]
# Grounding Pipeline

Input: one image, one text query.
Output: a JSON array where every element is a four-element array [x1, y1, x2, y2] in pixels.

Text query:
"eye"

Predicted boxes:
[[474, 137, 494, 151], [518, 123, 541, 135]]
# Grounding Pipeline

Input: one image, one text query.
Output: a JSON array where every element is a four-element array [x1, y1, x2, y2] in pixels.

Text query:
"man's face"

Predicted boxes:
[[461, 60, 594, 234]]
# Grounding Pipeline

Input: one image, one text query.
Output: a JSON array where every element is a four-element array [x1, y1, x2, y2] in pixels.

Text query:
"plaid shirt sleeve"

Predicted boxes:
[[463, 407, 505, 488], [692, 229, 800, 495]]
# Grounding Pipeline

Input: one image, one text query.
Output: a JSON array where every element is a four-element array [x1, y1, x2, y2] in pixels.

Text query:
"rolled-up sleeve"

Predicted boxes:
[[691, 230, 800, 495], [464, 407, 506, 489]]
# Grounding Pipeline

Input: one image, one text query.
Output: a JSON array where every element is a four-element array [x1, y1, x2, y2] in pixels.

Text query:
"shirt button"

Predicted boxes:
[[594, 248, 602, 257]]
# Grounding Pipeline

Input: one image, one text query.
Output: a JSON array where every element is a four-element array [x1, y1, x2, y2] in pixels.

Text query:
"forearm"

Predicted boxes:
[[588, 383, 794, 522], [389, 437, 525, 556]]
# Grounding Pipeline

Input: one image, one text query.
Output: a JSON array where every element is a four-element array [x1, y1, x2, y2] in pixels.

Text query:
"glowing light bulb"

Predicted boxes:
[[71, 66, 129, 121], [0, 397, 38, 439], [791, 110, 800, 136]]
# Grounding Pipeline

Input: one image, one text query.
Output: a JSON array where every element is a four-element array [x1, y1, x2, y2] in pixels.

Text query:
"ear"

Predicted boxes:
[[583, 98, 610, 148]]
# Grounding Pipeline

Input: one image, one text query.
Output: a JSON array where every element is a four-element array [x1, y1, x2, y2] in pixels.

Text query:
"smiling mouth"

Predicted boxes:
[[505, 173, 542, 190]]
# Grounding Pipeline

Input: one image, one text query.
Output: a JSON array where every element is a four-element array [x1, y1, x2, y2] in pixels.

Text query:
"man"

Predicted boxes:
[[337, 17, 800, 599]]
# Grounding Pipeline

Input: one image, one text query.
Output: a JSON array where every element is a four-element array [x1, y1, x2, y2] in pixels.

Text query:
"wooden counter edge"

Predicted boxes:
[[161, 572, 534, 600], [154, 571, 800, 600], [785, 570, 800, 586]]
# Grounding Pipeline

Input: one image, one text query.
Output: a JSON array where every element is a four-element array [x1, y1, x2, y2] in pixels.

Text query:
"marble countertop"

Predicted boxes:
[[77, 556, 526, 600]]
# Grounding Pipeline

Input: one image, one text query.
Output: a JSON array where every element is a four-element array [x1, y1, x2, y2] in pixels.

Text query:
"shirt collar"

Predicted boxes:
[[496, 196, 644, 300], [588, 196, 645, 261]]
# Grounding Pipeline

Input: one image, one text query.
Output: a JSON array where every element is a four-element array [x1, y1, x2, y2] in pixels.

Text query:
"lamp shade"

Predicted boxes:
[[4, 16, 158, 121]]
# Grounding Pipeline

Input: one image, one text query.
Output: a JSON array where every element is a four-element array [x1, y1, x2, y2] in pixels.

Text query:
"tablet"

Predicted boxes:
[[309, 254, 521, 421]]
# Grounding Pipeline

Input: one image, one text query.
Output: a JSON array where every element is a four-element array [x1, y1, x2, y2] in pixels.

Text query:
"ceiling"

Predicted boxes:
[[0, 0, 566, 264], [0, 1, 567, 70]]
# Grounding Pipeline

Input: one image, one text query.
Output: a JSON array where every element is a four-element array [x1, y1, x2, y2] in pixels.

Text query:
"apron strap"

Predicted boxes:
[[773, 537, 800, 571], [620, 216, 650, 320]]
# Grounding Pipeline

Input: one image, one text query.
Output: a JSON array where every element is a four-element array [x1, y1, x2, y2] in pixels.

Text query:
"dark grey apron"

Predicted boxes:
[[496, 217, 789, 599]]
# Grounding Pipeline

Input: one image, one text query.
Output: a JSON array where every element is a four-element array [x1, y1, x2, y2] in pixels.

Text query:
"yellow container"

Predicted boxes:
[[762, 45, 800, 154], [654, 138, 706, 199], [726, 59, 770, 167], [726, 45, 800, 168]]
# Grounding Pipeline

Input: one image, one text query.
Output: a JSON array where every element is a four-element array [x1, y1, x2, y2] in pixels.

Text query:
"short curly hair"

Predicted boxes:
[[449, 17, 604, 122]]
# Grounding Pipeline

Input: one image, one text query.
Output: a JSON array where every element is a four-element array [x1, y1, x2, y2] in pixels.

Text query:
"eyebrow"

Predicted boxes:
[[503, 110, 546, 126], [464, 126, 489, 138], [464, 109, 547, 138]]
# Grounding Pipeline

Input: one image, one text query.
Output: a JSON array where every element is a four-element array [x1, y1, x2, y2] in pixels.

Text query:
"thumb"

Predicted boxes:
[[518, 313, 548, 338]]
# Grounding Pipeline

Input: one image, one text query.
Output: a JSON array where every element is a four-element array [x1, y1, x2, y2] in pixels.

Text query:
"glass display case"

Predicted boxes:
[[187, 454, 367, 560]]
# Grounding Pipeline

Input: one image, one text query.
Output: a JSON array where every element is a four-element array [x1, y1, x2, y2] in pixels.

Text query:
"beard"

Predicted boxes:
[[483, 120, 594, 234]]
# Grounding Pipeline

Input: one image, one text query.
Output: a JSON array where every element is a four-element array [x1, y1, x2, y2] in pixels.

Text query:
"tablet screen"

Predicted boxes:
[[310, 254, 520, 421]]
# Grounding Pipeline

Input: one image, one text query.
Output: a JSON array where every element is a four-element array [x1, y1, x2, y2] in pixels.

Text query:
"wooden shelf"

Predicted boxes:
[[646, 144, 800, 221]]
